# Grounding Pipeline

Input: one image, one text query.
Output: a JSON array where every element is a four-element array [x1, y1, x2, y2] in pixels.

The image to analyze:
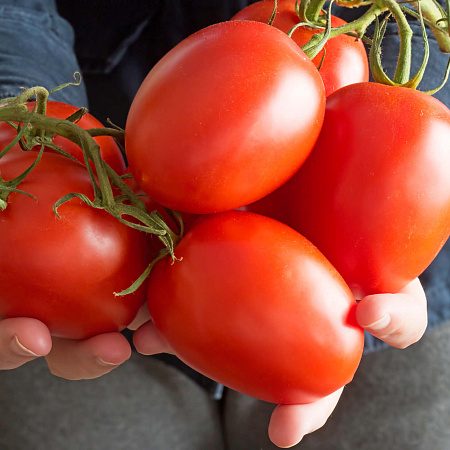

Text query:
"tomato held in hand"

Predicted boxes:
[[0, 152, 150, 339], [286, 82, 450, 298], [148, 211, 364, 404], [0, 101, 126, 174], [232, 0, 369, 96], [126, 20, 325, 214]]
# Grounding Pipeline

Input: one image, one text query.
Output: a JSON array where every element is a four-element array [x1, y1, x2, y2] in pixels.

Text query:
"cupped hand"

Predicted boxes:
[[132, 278, 428, 448], [0, 316, 132, 379], [266, 277, 428, 448]]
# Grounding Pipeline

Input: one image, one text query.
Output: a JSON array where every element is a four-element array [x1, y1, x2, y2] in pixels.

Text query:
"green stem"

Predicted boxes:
[[300, 0, 328, 22], [383, 0, 413, 84], [301, 2, 386, 59], [10, 86, 49, 109], [87, 127, 126, 148], [10, 87, 50, 139], [411, 0, 450, 53], [114, 249, 170, 297], [448, 0, 450, 37], [0, 107, 115, 207], [0, 83, 181, 296], [268, 0, 277, 25], [0, 104, 177, 249]]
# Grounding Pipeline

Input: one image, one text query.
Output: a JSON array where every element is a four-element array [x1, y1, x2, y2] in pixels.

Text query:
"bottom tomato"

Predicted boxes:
[[148, 211, 364, 404], [0, 151, 153, 339]]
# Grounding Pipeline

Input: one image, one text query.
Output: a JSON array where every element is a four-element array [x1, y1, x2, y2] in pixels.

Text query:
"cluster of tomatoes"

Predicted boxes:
[[1, 0, 450, 405]]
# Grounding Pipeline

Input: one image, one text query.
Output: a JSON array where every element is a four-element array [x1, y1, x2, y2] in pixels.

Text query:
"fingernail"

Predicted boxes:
[[365, 314, 391, 331], [11, 335, 40, 357], [96, 357, 120, 367]]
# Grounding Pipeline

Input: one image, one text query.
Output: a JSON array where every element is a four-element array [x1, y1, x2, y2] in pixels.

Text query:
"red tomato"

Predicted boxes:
[[148, 211, 364, 404], [0, 101, 126, 174], [125, 20, 325, 214], [232, 0, 369, 96], [280, 83, 450, 298], [0, 151, 151, 339]]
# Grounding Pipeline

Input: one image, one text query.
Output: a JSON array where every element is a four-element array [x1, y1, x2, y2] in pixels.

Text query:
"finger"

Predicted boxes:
[[0, 318, 52, 370], [127, 302, 151, 330], [356, 278, 428, 349], [133, 321, 172, 355], [45, 332, 131, 380], [268, 388, 343, 448]]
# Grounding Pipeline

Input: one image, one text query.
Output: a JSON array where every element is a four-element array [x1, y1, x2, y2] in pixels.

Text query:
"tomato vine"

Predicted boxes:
[[0, 85, 182, 296], [290, 0, 450, 90]]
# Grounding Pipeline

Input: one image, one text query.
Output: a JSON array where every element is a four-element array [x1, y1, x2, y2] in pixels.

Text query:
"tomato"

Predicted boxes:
[[0, 151, 151, 339], [278, 82, 450, 298], [125, 20, 325, 214], [147, 211, 364, 404], [0, 101, 126, 174], [232, 0, 369, 96]]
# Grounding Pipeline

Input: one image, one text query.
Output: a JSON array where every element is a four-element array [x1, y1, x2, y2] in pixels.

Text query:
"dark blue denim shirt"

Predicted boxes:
[[0, 0, 449, 361]]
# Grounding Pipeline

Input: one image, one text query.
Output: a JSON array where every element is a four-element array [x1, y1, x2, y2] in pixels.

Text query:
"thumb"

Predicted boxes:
[[356, 278, 428, 349], [0, 318, 52, 370]]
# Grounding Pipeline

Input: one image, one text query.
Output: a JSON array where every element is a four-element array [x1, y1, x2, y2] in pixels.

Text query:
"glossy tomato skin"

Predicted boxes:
[[286, 82, 450, 298], [0, 152, 150, 339], [148, 211, 364, 404], [0, 101, 126, 174], [232, 0, 369, 96], [126, 20, 325, 214]]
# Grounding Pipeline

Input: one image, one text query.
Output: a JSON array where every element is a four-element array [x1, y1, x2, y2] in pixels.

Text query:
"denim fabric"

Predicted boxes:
[[0, 0, 87, 106]]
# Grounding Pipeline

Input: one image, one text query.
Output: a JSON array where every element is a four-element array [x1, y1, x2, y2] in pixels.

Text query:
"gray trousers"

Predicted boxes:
[[1, 323, 450, 450]]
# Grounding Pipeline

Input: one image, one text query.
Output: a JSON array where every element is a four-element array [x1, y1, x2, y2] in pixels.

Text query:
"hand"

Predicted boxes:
[[356, 277, 427, 349], [133, 278, 428, 448], [0, 316, 132, 380], [266, 277, 428, 448], [133, 317, 342, 448]]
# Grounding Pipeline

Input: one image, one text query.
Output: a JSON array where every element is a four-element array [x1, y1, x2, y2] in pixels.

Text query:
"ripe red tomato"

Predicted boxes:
[[125, 20, 325, 214], [281, 82, 450, 298], [147, 211, 364, 404], [0, 101, 126, 174], [0, 151, 151, 339], [232, 0, 369, 96]]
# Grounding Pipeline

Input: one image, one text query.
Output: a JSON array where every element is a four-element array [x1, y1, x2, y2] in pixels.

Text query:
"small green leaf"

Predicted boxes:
[[114, 250, 170, 296], [53, 192, 96, 218], [404, 1, 429, 89], [0, 186, 38, 202], [0, 111, 34, 159], [423, 56, 450, 95], [64, 107, 88, 124]]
